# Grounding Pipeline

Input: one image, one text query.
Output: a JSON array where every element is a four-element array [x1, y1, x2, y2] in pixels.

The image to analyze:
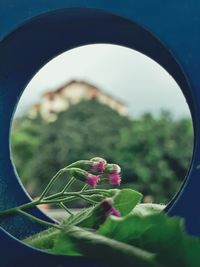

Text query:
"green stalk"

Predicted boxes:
[[44, 194, 98, 205], [0, 199, 40, 218], [17, 209, 62, 230], [81, 184, 89, 191], [24, 227, 60, 250], [61, 177, 76, 193], [78, 194, 98, 205], [0, 190, 105, 219], [43, 188, 108, 202], [42, 196, 77, 204], [59, 203, 73, 216], [39, 168, 67, 200]]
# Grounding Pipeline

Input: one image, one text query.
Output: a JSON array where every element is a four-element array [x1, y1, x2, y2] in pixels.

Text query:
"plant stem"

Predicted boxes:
[[42, 177, 75, 202], [81, 184, 89, 191], [59, 203, 73, 216], [43, 189, 107, 202], [17, 209, 62, 230], [63, 189, 108, 197], [0, 199, 40, 218], [42, 196, 77, 204], [61, 177, 76, 193], [43, 193, 97, 205], [78, 194, 98, 205], [39, 168, 67, 201], [0, 189, 107, 219], [43, 191, 63, 201]]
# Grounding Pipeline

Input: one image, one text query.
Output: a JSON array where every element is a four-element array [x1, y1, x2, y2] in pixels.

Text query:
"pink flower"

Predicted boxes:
[[86, 173, 100, 188], [105, 163, 121, 174], [107, 207, 121, 217], [90, 160, 106, 174], [70, 168, 100, 187], [108, 172, 121, 185], [101, 200, 121, 218]]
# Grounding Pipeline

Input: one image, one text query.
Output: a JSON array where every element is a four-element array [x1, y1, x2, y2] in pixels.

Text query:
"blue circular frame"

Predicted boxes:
[[0, 6, 198, 267]]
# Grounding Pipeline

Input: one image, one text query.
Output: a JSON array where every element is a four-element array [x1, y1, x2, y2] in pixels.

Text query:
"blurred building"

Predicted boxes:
[[29, 80, 127, 122]]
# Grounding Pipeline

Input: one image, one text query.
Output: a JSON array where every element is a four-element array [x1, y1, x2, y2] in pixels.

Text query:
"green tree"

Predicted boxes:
[[11, 103, 193, 203], [11, 116, 44, 193], [114, 111, 193, 203], [28, 100, 130, 194]]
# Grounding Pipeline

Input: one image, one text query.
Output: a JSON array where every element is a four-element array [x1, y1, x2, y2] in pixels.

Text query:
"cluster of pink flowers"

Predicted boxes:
[[87, 159, 121, 188], [69, 159, 122, 219], [70, 157, 121, 188]]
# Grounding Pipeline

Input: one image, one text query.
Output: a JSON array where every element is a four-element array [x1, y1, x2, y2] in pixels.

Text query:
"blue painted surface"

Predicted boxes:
[[0, 1, 200, 266]]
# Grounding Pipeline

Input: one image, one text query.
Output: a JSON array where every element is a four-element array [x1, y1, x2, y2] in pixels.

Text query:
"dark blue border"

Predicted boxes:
[[0, 3, 200, 267]]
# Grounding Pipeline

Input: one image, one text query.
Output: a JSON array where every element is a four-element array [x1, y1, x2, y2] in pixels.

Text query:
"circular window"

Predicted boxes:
[[0, 8, 196, 247], [11, 44, 193, 222]]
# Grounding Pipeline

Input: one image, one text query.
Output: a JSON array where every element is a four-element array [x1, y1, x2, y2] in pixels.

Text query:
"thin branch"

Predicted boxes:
[[59, 203, 73, 216], [39, 169, 66, 200], [17, 209, 62, 230]]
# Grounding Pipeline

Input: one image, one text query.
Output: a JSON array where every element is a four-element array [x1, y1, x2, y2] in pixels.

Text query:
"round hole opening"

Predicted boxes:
[[10, 43, 194, 224]]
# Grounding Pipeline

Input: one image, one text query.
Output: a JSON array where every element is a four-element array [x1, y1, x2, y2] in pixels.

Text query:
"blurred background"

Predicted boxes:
[[11, 44, 193, 216]]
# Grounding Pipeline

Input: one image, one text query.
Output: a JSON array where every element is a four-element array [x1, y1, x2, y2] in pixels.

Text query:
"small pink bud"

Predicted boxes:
[[69, 158, 107, 175], [90, 157, 107, 163], [108, 172, 121, 185], [105, 163, 121, 174], [106, 207, 121, 217], [86, 173, 100, 188], [101, 200, 121, 218], [90, 160, 106, 174], [112, 164, 121, 173], [70, 168, 100, 187]]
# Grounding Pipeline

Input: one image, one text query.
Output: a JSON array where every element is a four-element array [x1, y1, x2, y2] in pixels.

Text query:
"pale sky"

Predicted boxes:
[[14, 44, 191, 119]]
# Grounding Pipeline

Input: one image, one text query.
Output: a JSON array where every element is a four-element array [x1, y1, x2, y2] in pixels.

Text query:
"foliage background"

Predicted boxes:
[[11, 100, 193, 204]]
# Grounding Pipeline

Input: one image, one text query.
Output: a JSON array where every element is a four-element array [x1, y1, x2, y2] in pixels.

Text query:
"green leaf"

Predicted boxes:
[[113, 188, 143, 216], [104, 188, 121, 197], [50, 231, 81, 256], [77, 189, 142, 229], [180, 235, 200, 267], [23, 227, 60, 250], [23, 206, 95, 250], [98, 212, 200, 267], [63, 189, 121, 227], [77, 199, 112, 229], [97, 213, 156, 242], [139, 216, 200, 267], [51, 226, 158, 267], [131, 203, 165, 216], [24, 198, 200, 267], [23, 190, 122, 249]]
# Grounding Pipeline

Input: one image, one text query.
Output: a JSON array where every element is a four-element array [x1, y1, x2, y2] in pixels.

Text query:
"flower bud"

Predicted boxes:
[[106, 207, 121, 217], [90, 158, 107, 174], [69, 158, 107, 174], [86, 173, 100, 188], [105, 163, 121, 174], [90, 157, 107, 163], [68, 160, 91, 170], [108, 172, 121, 185], [70, 168, 100, 188], [101, 199, 121, 218], [104, 163, 121, 185], [79, 198, 120, 229]]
